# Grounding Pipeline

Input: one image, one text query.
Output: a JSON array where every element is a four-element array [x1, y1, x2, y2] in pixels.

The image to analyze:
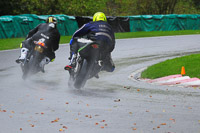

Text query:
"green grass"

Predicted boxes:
[[0, 38, 25, 50], [141, 54, 200, 79], [1, 30, 200, 50], [114, 30, 200, 39], [0, 36, 72, 50]]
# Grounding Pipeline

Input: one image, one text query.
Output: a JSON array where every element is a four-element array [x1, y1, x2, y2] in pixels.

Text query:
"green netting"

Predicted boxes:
[[19, 14, 45, 27], [1, 14, 200, 39], [0, 16, 16, 38], [51, 14, 79, 35], [62, 15, 79, 35], [0, 14, 79, 39], [129, 14, 200, 32], [13, 15, 35, 37]]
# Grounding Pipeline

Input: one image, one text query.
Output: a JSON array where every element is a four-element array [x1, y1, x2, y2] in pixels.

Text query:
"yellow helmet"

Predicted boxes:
[[46, 16, 57, 25], [93, 12, 107, 22]]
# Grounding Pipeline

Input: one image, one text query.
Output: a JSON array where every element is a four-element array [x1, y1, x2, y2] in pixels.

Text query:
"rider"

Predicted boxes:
[[64, 12, 115, 74], [16, 16, 60, 72]]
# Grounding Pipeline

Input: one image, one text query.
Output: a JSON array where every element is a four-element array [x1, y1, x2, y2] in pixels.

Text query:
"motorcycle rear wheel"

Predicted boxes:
[[73, 60, 94, 89]]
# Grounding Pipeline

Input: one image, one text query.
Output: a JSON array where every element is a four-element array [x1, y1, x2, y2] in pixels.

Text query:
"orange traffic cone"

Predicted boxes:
[[181, 66, 186, 75]]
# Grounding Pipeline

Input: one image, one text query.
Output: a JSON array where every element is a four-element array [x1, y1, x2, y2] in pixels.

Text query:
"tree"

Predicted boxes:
[[64, 0, 107, 16], [154, 0, 178, 14], [104, 0, 137, 16], [135, 0, 178, 15], [15, 0, 60, 15], [192, 0, 200, 9], [0, 0, 21, 15], [135, 0, 156, 15], [0, 0, 199, 16]]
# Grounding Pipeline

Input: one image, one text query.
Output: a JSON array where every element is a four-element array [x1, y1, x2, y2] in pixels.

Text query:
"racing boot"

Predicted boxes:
[[94, 60, 103, 79], [102, 53, 115, 72], [16, 48, 29, 63], [39, 57, 50, 73], [64, 54, 77, 70]]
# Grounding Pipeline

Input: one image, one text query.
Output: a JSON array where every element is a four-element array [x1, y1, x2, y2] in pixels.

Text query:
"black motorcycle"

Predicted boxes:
[[68, 38, 104, 89], [20, 41, 47, 79]]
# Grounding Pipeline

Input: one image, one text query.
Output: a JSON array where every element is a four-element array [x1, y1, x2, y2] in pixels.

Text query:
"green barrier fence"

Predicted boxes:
[[0, 16, 16, 38], [0, 14, 79, 39], [129, 14, 200, 32], [1, 14, 200, 39]]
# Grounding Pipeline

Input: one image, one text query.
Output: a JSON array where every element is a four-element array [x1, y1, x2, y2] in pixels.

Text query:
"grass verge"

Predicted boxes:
[[141, 54, 200, 79], [0, 36, 72, 51], [115, 30, 200, 39], [0, 30, 200, 50]]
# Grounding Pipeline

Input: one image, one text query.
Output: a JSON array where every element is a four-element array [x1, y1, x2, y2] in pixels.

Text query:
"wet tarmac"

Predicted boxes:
[[1, 35, 200, 133]]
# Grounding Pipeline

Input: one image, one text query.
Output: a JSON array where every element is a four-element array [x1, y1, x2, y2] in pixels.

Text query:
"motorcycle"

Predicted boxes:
[[68, 38, 104, 89], [20, 40, 47, 80]]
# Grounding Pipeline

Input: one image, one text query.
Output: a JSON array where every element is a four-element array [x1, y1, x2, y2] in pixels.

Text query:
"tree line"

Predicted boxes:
[[1, 0, 200, 16]]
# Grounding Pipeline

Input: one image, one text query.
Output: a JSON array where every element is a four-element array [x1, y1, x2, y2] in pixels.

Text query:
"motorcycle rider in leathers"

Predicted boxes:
[[64, 12, 115, 77], [16, 16, 60, 72]]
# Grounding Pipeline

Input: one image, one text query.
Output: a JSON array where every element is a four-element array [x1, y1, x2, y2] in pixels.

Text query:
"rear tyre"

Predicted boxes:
[[74, 60, 93, 89], [21, 59, 29, 80]]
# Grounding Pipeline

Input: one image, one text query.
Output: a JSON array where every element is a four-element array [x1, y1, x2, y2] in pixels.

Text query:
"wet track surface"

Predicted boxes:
[[1, 35, 200, 133]]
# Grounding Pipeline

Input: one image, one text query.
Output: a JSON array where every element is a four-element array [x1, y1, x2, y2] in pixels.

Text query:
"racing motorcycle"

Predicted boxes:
[[20, 40, 47, 80], [68, 38, 104, 89]]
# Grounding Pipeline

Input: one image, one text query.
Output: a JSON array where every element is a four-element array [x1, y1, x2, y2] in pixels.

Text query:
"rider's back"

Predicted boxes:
[[31, 23, 60, 51]]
